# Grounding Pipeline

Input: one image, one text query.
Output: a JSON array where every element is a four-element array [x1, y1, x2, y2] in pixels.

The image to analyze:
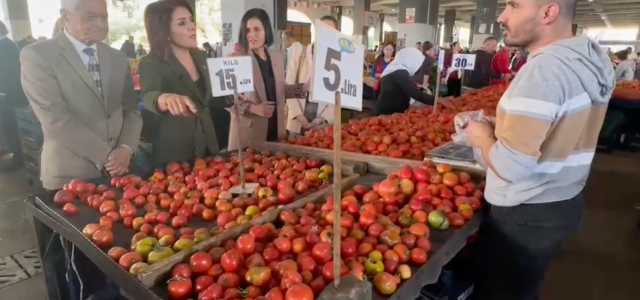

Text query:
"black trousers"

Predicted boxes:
[[474, 193, 584, 300], [447, 78, 462, 97]]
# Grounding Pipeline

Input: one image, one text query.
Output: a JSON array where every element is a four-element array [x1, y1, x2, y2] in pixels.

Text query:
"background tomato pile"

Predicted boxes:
[[613, 80, 640, 101], [51, 149, 336, 271], [282, 84, 509, 160], [164, 161, 484, 300]]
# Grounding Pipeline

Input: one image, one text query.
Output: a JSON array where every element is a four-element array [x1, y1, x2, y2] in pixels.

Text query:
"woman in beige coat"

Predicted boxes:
[[285, 16, 339, 135], [227, 8, 305, 150]]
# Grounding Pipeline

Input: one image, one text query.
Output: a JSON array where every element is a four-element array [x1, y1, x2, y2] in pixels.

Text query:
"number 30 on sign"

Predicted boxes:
[[451, 53, 476, 71], [311, 19, 364, 111]]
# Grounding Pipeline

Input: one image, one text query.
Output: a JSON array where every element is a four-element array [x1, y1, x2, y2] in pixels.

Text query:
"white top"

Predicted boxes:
[[64, 29, 98, 67], [287, 41, 303, 67]]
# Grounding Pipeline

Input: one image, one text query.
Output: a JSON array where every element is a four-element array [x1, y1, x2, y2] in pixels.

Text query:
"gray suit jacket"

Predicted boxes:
[[20, 33, 142, 189]]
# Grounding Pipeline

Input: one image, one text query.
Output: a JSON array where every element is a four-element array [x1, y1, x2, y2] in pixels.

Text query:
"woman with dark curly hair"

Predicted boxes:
[[226, 8, 307, 150]]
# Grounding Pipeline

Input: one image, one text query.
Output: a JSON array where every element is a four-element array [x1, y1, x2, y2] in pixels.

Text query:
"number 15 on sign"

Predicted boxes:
[[311, 19, 364, 111]]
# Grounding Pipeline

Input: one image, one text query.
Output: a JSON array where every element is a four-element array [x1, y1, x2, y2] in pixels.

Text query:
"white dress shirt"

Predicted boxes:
[[64, 29, 98, 67]]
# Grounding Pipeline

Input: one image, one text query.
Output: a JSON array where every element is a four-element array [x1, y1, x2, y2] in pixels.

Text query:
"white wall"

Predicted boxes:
[[384, 16, 398, 32]]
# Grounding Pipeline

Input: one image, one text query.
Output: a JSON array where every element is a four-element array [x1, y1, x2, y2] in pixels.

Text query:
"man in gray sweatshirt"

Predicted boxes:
[[464, 0, 615, 299]]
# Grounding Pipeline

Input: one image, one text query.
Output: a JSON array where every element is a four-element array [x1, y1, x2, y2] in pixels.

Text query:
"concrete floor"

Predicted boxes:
[[0, 153, 638, 300]]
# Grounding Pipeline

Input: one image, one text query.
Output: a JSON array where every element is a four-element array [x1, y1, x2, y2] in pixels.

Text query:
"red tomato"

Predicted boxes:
[[311, 242, 332, 264], [167, 277, 193, 300], [171, 263, 192, 279], [62, 203, 78, 216], [281, 270, 303, 290], [220, 249, 244, 272], [194, 275, 214, 294], [198, 283, 224, 300], [285, 284, 314, 300], [190, 252, 213, 274], [118, 252, 143, 271], [236, 234, 256, 255], [217, 272, 240, 289]]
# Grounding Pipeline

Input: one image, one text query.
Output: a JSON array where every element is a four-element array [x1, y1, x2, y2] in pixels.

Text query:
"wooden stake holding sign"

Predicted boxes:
[[311, 19, 364, 287], [433, 50, 446, 114], [207, 56, 259, 194]]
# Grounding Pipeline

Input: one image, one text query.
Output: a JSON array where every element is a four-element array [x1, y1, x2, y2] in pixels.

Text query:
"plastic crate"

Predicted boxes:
[[20, 136, 41, 165], [16, 108, 43, 141]]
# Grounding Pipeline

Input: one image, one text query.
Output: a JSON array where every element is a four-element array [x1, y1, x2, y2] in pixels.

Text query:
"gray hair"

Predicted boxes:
[[281, 30, 294, 39], [61, 0, 104, 12]]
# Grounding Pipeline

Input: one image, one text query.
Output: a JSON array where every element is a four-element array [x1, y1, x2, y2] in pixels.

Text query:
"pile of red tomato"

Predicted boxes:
[[51, 150, 335, 269], [282, 84, 510, 160], [165, 161, 484, 299]]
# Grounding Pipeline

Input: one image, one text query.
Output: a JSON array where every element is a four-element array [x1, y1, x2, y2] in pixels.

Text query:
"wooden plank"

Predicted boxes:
[[136, 174, 360, 288]]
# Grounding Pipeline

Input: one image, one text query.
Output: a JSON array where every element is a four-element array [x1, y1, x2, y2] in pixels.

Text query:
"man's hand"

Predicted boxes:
[[465, 120, 495, 148], [296, 115, 310, 128], [105, 146, 133, 176], [309, 118, 325, 128]]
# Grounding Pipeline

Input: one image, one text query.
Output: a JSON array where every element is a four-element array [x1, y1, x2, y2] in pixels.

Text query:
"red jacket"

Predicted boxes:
[[490, 49, 511, 85]]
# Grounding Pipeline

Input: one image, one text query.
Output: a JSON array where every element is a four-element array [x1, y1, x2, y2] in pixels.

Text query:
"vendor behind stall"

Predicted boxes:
[[614, 50, 636, 81], [373, 48, 435, 115], [139, 0, 222, 166], [464, 1, 615, 299]]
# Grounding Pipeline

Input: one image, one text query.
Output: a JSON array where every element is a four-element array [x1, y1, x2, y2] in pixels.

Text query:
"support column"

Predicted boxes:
[[398, 0, 439, 46], [220, 0, 279, 56], [2, 0, 32, 40], [443, 10, 456, 45], [572, 23, 578, 36], [470, 0, 497, 49], [352, 0, 371, 44], [378, 14, 385, 45], [493, 22, 503, 41], [469, 14, 476, 47]]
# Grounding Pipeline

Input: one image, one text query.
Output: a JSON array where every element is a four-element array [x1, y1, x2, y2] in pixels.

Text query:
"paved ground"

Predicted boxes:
[[0, 152, 638, 300]]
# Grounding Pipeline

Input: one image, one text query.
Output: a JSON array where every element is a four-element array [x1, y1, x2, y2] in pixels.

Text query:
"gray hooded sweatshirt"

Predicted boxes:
[[482, 35, 615, 206]]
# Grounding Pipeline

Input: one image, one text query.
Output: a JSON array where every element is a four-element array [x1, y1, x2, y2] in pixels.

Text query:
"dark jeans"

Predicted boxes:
[[474, 193, 584, 300]]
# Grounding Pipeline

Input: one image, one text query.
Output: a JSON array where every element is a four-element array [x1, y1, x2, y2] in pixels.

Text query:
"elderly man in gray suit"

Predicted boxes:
[[21, 0, 142, 190]]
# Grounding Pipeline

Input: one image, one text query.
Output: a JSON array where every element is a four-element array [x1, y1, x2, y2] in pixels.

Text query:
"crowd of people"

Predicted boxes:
[[0, 0, 620, 299]]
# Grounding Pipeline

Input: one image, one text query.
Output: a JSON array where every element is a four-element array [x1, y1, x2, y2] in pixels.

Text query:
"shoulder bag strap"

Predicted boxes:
[[295, 46, 308, 114]]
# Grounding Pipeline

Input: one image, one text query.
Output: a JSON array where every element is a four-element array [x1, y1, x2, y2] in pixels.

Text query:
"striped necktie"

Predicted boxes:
[[83, 47, 102, 94]]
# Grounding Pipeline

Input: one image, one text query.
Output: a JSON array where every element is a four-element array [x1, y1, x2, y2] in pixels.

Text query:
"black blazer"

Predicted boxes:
[[139, 50, 223, 166], [0, 37, 27, 108], [374, 70, 434, 115]]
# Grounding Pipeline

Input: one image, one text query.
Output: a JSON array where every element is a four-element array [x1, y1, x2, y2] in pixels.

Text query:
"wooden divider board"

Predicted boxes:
[[250, 141, 486, 177], [136, 172, 362, 288]]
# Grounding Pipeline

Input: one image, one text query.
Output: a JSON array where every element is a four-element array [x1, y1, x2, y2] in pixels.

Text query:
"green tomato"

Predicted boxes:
[[173, 238, 195, 252], [364, 258, 384, 275], [194, 233, 209, 244], [147, 247, 175, 264], [135, 237, 158, 258], [129, 262, 149, 275]]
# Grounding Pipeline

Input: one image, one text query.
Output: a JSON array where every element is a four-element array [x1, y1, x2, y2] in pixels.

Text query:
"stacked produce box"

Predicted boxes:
[[16, 106, 43, 189]]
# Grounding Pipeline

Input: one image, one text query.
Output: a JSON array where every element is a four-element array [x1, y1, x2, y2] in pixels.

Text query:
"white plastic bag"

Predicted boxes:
[[451, 110, 488, 169]]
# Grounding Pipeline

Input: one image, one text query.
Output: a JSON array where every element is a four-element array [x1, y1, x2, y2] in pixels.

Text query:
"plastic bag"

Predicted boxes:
[[451, 110, 485, 145], [450, 110, 488, 169]]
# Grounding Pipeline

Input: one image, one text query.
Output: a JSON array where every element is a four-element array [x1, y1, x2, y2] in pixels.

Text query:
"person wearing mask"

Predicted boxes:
[[374, 48, 437, 115], [138, 0, 223, 166], [465, 36, 511, 89], [285, 16, 338, 135], [281, 30, 302, 71], [614, 50, 635, 81], [465, 0, 614, 299], [490, 45, 513, 85], [21, 0, 142, 189], [510, 48, 527, 73], [136, 43, 147, 57], [227, 8, 306, 150], [0, 21, 27, 171], [120, 35, 136, 58], [444, 42, 463, 97], [412, 41, 436, 90], [371, 42, 395, 94]]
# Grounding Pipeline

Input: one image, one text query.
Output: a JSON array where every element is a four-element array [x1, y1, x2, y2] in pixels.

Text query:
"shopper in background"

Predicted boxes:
[[614, 50, 635, 81], [285, 16, 338, 135], [374, 48, 436, 115], [202, 42, 214, 57], [21, 0, 142, 189], [371, 42, 395, 95], [412, 41, 436, 89], [465, 0, 614, 298], [0, 21, 27, 171], [139, 0, 222, 166], [510, 48, 527, 73], [444, 41, 463, 97], [465, 36, 510, 89], [490, 44, 513, 85], [227, 8, 306, 150], [281, 30, 302, 72], [136, 43, 147, 57], [415, 41, 422, 50], [120, 35, 136, 58]]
